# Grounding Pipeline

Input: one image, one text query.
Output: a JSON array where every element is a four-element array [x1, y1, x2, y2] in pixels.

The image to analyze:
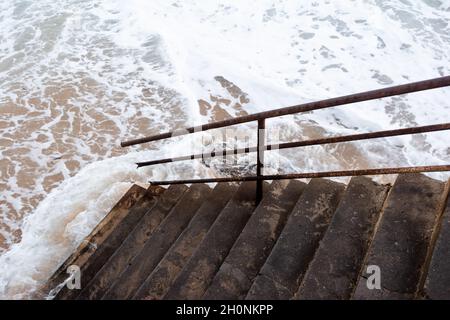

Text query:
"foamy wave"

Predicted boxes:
[[0, 136, 217, 299], [1, 0, 450, 298]]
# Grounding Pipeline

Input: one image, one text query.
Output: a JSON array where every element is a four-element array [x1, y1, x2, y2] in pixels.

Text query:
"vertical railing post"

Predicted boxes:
[[256, 118, 265, 205]]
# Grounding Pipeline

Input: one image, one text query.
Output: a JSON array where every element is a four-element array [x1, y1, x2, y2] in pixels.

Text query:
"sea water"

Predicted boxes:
[[0, 0, 449, 299]]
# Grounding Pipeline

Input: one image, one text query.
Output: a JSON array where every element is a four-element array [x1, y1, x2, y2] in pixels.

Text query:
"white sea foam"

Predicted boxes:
[[0, 138, 217, 299], [0, 0, 450, 299]]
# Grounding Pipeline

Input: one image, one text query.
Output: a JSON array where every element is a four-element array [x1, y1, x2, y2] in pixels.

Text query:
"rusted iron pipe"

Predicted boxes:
[[256, 119, 265, 204], [276, 122, 450, 150], [136, 123, 450, 168], [262, 165, 450, 180], [122, 76, 450, 147], [149, 165, 450, 185], [136, 146, 258, 168]]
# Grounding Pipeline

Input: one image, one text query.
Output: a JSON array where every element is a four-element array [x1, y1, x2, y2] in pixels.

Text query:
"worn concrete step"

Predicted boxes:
[[246, 178, 345, 300], [296, 176, 389, 300], [203, 180, 306, 300], [353, 173, 446, 300], [423, 180, 450, 300], [41, 184, 149, 299], [102, 184, 212, 300], [55, 184, 168, 300], [164, 181, 259, 300], [133, 183, 239, 300], [75, 184, 188, 300]]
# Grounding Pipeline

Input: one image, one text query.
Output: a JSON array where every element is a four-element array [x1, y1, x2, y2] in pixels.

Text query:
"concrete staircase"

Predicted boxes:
[[42, 173, 450, 300]]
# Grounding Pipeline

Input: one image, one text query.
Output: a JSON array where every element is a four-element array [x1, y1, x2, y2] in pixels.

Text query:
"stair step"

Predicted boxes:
[[164, 181, 258, 300], [296, 176, 389, 300], [353, 173, 446, 300], [246, 178, 345, 300], [423, 181, 450, 300], [133, 182, 239, 300], [75, 184, 188, 300], [101, 184, 212, 300], [55, 184, 167, 300], [203, 180, 307, 300], [41, 184, 149, 299]]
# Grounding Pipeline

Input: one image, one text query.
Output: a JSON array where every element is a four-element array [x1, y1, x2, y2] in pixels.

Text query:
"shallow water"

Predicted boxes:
[[0, 0, 449, 298]]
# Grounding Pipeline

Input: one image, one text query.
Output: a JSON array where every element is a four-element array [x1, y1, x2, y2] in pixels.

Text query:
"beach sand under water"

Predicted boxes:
[[0, 0, 449, 298]]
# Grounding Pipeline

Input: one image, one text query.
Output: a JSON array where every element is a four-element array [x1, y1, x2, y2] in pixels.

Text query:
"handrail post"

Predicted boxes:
[[256, 119, 265, 205]]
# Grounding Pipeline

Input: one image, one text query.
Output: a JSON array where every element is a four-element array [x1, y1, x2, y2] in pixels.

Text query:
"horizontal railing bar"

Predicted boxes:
[[276, 122, 450, 150], [262, 165, 450, 180], [122, 76, 450, 147], [151, 176, 259, 185], [149, 165, 450, 185], [136, 146, 257, 167], [136, 123, 450, 168]]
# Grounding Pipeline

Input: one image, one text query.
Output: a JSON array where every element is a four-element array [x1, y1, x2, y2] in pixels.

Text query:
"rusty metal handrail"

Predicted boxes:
[[121, 76, 450, 147], [148, 165, 450, 185], [135, 123, 450, 168], [120, 76, 450, 204]]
